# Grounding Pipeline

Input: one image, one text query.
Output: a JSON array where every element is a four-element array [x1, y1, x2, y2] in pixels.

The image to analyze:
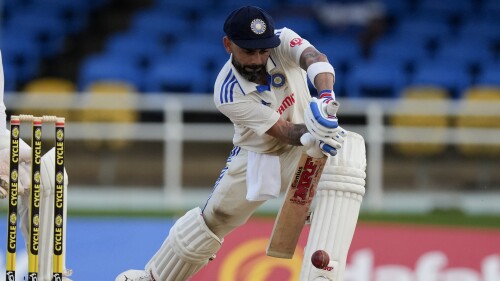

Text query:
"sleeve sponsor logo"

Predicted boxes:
[[289, 38, 303, 47]]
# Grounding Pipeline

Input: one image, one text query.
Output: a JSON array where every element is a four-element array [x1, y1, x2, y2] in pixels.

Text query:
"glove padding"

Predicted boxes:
[[0, 147, 32, 199], [0, 177, 8, 199], [300, 133, 337, 158], [304, 97, 346, 150]]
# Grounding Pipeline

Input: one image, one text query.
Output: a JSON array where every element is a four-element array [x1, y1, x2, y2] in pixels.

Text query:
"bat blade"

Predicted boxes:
[[266, 153, 327, 259]]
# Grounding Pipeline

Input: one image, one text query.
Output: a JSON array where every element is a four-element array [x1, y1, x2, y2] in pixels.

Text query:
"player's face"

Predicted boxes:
[[224, 38, 271, 83]]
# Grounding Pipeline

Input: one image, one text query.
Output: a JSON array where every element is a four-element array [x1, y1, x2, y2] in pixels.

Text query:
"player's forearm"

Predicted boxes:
[[314, 73, 335, 93], [266, 119, 308, 146], [300, 47, 335, 92], [284, 123, 309, 146]]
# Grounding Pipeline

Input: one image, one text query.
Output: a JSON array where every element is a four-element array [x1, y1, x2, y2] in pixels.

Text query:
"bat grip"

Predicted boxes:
[[326, 100, 339, 116]]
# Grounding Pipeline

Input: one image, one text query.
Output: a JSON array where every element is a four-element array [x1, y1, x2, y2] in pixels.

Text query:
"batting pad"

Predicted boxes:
[[146, 207, 222, 281], [18, 148, 70, 281], [300, 131, 366, 281]]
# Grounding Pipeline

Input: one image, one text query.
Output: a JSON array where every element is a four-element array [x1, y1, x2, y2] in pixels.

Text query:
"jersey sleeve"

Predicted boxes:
[[218, 99, 280, 136], [274, 28, 313, 67]]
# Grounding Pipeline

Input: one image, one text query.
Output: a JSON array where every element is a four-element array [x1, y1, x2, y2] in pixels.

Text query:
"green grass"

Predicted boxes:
[[2, 206, 498, 229], [62, 208, 500, 229], [66, 208, 185, 218], [358, 209, 500, 229]]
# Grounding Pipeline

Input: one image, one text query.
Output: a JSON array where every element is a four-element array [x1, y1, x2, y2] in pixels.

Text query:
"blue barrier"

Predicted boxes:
[[0, 217, 176, 280]]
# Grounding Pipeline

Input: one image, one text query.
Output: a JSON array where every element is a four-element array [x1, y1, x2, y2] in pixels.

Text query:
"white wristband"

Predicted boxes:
[[307, 62, 335, 85]]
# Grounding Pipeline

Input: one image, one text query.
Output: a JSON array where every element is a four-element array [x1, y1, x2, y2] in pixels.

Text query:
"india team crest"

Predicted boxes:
[[271, 73, 286, 88], [250, 19, 266, 34]]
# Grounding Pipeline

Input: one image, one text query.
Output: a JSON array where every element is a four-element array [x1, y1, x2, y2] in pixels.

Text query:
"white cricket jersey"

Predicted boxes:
[[213, 28, 313, 154], [0, 50, 7, 135]]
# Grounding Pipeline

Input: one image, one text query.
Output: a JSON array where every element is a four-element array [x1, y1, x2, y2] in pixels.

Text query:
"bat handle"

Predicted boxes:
[[326, 100, 339, 116]]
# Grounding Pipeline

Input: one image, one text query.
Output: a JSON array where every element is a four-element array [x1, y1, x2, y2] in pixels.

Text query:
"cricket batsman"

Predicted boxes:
[[116, 5, 366, 281], [0, 51, 73, 280]]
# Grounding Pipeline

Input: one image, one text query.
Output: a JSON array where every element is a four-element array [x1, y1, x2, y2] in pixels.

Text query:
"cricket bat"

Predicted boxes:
[[266, 153, 327, 259]]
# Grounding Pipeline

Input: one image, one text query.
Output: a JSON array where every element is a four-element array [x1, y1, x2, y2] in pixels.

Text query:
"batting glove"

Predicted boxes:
[[0, 147, 31, 198], [0, 176, 8, 199], [300, 133, 337, 158], [304, 97, 346, 150]]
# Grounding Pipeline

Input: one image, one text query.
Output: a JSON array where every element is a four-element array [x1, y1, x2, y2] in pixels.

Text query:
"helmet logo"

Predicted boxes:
[[250, 19, 266, 35]]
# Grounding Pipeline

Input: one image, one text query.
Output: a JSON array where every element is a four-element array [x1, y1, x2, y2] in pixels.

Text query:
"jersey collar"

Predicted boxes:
[[230, 55, 277, 95]]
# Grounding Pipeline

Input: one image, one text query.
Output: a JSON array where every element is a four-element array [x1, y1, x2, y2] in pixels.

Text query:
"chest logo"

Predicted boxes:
[[261, 99, 271, 106], [271, 73, 286, 88], [277, 93, 295, 115]]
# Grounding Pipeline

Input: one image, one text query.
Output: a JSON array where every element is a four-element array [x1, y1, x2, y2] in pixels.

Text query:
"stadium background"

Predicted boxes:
[[0, 0, 499, 280]]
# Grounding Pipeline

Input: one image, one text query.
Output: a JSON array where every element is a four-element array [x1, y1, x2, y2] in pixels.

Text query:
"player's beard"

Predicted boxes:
[[232, 57, 266, 83]]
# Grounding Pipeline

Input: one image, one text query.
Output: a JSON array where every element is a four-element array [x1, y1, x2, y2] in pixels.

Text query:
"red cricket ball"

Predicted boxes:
[[311, 250, 330, 269]]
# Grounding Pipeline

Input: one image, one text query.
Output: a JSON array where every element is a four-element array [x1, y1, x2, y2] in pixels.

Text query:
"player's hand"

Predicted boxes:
[[0, 148, 31, 199], [0, 176, 8, 199], [300, 133, 337, 158], [304, 97, 346, 150], [0, 150, 11, 199], [0, 163, 30, 199]]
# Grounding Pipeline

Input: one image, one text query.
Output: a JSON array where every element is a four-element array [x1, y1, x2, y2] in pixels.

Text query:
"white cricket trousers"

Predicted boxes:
[[202, 145, 302, 239]]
